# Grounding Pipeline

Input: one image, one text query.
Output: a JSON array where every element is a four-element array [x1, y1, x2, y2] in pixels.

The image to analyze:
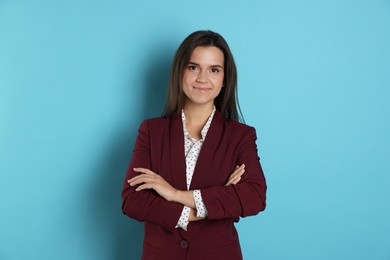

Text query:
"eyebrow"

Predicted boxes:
[[188, 61, 224, 68]]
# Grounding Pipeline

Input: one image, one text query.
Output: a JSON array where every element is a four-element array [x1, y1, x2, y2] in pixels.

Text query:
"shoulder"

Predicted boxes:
[[216, 119, 261, 155], [212, 110, 253, 132], [208, 112, 258, 145], [139, 115, 180, 130], [224, 119, 253, 131], [219, 116, 256, 135], [142, 116, 168, 125]]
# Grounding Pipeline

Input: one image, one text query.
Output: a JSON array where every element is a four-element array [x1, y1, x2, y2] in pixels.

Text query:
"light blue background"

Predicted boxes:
[[1, 1, 389, 259]]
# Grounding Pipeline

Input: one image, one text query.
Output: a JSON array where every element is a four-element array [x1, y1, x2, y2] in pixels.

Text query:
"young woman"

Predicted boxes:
[[122, 30, 267, 260]]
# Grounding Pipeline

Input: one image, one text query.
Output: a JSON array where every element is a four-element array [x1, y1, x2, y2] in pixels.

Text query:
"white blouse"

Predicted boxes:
[[175, 107, 216, 231]]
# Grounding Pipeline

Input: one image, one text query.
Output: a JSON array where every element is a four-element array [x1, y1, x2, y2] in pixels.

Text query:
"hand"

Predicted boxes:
[[188, 208, 204, 222], [128, 168, 177, 202], [225, 164, 245, 186]]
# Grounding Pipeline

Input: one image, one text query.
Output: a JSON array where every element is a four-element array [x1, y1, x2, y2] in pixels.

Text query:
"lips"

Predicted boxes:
[[193, 86, 211, 91]]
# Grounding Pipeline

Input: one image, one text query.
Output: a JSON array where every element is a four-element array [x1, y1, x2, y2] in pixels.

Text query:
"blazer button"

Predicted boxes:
[[180, 240, 189, 249]]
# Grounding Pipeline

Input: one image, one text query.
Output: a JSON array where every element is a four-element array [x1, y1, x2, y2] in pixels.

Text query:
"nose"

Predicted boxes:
[[196, 70, 208, 83]]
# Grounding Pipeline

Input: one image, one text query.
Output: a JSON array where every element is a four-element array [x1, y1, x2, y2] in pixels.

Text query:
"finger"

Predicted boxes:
[[231, 176, 241, 185], [127, 174, 147, 183], [236, 168, 245, 177], [229, 168, 241, 179], [135, 183, 154, 191], [226, 169, 245, 186], [227, 173, 238, 183], [226, 173, 240, 186], [229, 176, 241, 185], [225, 180, 234, 186], [229, 174, 241, 184], [133, 168, 156, 175], [231, 165, 245, 176], [229, 166, 245, 180], [133, 168, 149, 174], [128, 176, 155, 186], [128, 169, 160, 183]]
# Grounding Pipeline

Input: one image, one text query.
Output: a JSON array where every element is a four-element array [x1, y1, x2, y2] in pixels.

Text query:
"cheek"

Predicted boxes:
[[212, 75, 224, 88], [182, 72, 195, 86]]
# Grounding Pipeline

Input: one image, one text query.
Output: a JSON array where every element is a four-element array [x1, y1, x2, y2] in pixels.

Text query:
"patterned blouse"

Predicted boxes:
[[175, 107, 216, 231]]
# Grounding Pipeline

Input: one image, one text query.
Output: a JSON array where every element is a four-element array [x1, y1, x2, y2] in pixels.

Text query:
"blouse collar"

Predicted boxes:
[[181, 106, 216, 141]]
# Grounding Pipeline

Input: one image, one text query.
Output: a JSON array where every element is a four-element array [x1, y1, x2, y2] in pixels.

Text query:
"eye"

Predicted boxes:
[[188, 65, 198, 71], [210, 67, 220, 73]]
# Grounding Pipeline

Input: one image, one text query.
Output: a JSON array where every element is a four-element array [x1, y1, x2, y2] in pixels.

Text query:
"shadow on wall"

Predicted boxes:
[[86, 42, 175, 260]]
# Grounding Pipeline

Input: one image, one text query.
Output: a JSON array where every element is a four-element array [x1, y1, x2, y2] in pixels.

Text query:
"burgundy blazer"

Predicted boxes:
[[122, 111, 267, 260]]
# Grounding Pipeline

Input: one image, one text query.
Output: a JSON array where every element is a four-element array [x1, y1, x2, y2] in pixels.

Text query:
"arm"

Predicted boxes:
[[177, 164, 247, 225], [201, 127, 267, 220], [121, 120, 183, 232], [128, 164, 247, 219], [123, 122, 257, 227], [172, 164, 246, 209]]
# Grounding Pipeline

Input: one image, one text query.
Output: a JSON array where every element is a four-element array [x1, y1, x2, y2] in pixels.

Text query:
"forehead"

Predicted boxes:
[[189, 46, 224, 65]]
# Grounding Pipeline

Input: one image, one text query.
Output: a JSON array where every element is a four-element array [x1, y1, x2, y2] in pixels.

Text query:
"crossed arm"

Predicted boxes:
[[122, 120, 266, 231], [127, 164, 246, 222]]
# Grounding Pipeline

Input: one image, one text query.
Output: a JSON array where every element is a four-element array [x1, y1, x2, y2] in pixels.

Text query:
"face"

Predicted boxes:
[[182, 46, 225, 109]]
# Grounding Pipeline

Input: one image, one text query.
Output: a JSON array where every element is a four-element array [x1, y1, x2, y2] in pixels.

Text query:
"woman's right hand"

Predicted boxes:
[[225, 164, 245, 186]]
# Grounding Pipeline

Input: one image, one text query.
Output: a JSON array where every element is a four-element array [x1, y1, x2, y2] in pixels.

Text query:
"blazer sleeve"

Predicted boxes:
[[121, 120, 183, 232], [201, 127, 267, 220]]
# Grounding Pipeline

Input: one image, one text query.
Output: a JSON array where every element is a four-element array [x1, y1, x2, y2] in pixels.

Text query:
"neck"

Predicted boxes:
[[183, 103, 214, 126]]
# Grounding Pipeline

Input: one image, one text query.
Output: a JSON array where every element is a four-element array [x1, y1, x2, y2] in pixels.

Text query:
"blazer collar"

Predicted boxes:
[[169, 110, 224, 190], [190, 110, 224, 189], [169, 114, 187, 190]]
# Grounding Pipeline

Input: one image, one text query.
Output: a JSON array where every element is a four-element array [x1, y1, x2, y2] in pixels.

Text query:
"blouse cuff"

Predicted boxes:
[[193, 190, 208, 218], [175, 206, 190, 231]]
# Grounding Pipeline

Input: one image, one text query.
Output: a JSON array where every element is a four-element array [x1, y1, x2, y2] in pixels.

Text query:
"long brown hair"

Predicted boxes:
[[162, 30, 244, 122]]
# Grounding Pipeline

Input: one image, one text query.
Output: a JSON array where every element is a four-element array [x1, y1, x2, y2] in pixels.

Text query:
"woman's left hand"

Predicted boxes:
[[127, 168, 178, 202]]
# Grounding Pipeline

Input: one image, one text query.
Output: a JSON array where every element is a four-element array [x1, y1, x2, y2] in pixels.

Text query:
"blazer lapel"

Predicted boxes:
[[189, 111, 224, 190], [169, 115, 187, 191]]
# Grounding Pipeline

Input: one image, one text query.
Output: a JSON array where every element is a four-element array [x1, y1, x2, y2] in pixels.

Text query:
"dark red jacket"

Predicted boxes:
[[122, 111, 267, 260]]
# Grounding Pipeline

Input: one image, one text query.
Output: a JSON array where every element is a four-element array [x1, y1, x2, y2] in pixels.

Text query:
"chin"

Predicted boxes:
[[190, 100, 214, 107]]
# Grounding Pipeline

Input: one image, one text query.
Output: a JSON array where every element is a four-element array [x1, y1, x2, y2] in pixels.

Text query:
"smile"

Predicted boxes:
[[193, 86, 211, 92]]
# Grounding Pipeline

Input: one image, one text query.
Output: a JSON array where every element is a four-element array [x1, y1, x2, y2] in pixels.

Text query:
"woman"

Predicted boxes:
[[122, 30, 267, 259]]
